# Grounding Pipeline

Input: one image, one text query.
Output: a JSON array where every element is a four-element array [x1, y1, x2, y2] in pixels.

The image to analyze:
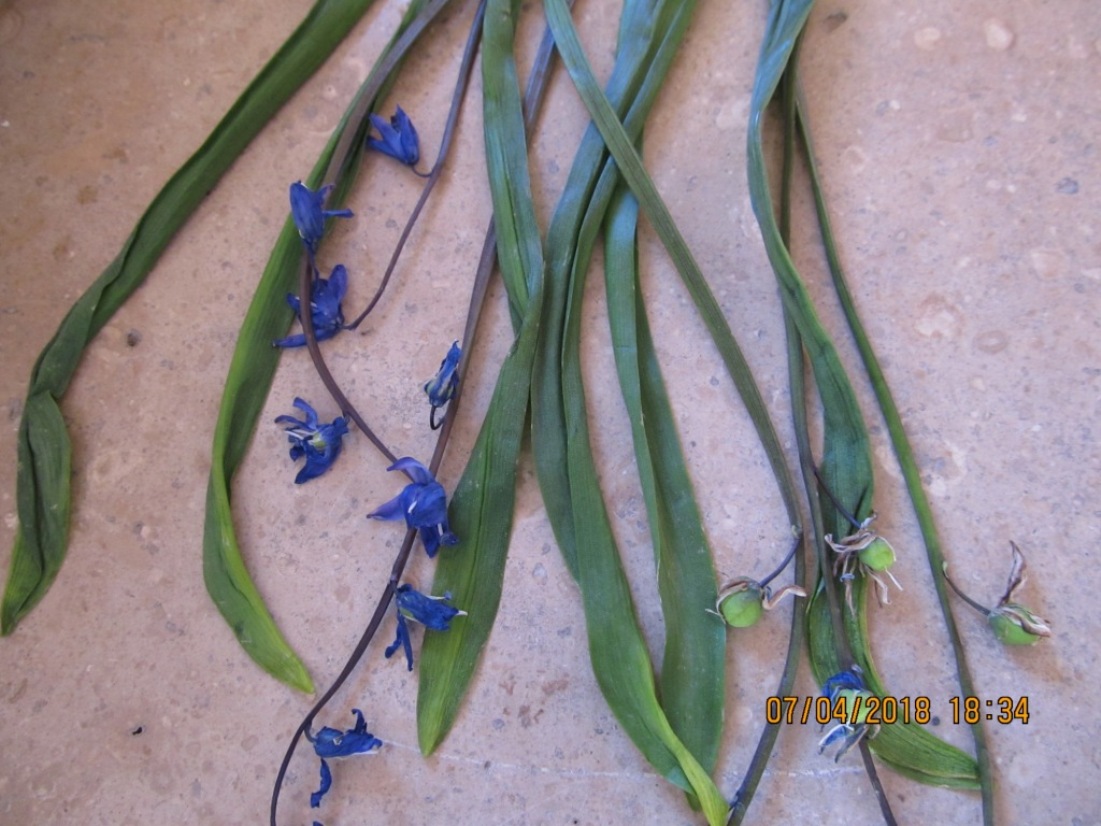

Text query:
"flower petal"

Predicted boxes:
[[366, 107, 420, 166], [384, 611, 414, 671], [313, 710, 382, 759], [291, 397, 319, 427], [289, 181, 354, 255], [309, 758, 332, 808], [386, 456, 435, 485], [395, 583, 464, 631], [277, 400, 347, 483], [367, 493, 405, 522], [822, 667, 865, 700], [405, 482, 449, 528], [424, 340, 461, 409]]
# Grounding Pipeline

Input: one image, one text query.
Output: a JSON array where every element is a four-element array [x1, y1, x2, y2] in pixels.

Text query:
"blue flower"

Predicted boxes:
[[384, 584, 466, 671], [818, 667, 875, 762], [367, 458, 458, 557], [367, 106, 421, 168], [423, 340, 461, 429], [273, 264, 349, 348], [309, 709, 381, 809], [289, 180, 354, 259], [275, 398, 349, 484], [822, 667, 866, 700]]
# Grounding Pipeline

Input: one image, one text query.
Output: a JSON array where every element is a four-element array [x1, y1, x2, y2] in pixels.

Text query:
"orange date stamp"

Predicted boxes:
[[766, 695, 1030, 726], [766, 694, 933, 726]]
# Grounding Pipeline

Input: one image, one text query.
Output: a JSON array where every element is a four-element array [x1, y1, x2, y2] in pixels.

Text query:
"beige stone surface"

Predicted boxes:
[[1, 1, 1098, 824]]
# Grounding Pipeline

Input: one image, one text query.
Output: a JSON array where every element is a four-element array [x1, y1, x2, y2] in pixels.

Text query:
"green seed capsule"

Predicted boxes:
[[838, 688, 875, 726], [988, 603, 1051, 646], [717, 579, 764, 628], [858, 537, 896, 572]]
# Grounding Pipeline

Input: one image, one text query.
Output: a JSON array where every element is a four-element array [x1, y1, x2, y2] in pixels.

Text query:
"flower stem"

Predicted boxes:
[[344, 1, 484, 331], [812, 464, 863, 531], [940, 566, 992, 617], [777, 51, 896, 826], [793, 75, 995, 826], [757, 534, 802, 591], [269, 3, 562, 821]]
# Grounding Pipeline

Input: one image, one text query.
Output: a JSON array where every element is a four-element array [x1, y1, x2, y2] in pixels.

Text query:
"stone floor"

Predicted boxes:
[[1, 1, 1098, 824]]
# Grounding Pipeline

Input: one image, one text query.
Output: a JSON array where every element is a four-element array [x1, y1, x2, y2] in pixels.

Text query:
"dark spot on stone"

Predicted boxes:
[[1056, 177, 1079, 195], [823, 10, 848, 32]]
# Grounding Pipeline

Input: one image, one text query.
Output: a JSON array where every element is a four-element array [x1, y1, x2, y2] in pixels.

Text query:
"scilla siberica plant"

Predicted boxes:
[[0, 2, 1054, 825]]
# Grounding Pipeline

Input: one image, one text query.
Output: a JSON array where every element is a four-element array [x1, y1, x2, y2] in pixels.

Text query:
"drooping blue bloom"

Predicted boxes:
[[822, 667, 866, 700], [289, 180, 354, 258], [366, 107, 421, 168], [309, 709, 381, 809], [818, 666, 875, 762], [367, 457, 458, 557], [275, 398, 349, 484], [423, 340, 461, 430], [384, 584, 466, 671], [273, 264, 349, 348]]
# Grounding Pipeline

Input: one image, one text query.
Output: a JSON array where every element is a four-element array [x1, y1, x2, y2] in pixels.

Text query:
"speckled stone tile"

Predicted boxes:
[[1, 2, 1099, 825]]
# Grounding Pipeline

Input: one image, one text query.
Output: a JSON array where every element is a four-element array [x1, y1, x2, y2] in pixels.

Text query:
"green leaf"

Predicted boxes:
[[807, 583, 980, 789], [203, 0, 454, 692], [540, 3, 745, 823], [793, 83, 994, 817], [2, 0, 383, 635], [416, 334, 539, 752], [532, 0, 683, 581], [534, 0, 729, 774], [604, 180, 725, 773], [746, 0, 873, 540], [417, 0, 545, 753], [541, 0, 800, 533], [751, 0, 983, 800]]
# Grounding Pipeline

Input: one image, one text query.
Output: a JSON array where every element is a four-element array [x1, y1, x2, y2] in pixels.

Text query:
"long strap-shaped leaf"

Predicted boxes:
[[535, 0, 731, 775], [1, 0, 382, 634], [757, 2, 981, 794], [542, 0, 819, 810], [746, 0, 873, 540], [416, 0, 546, 754], [204, 0, 455, 693], [541, 0, 800, 531], [560, 250, 729, 825], [604, 178, 726, 775], [533, 0, 677, 580], [794, 90, 994, 819], [540, 4, 771, 824], [806, 583, 980, 788]]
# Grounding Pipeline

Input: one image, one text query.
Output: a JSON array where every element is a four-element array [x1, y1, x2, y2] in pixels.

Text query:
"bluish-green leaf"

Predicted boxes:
[[417, 0, 546, 753], [2, 0, 384, 635]]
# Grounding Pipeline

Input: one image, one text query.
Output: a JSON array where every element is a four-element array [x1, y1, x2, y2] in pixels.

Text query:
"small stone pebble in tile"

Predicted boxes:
[[841, 144, 867, 173], [974, 331, 1009, 355], [914, 26, 942, 50], [983, 18, 1015, 51], [1029, 247, 1065, 280]]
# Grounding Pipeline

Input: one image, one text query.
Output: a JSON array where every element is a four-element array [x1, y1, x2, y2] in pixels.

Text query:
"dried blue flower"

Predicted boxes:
[[289, 180, 354, 259], [367, 106, 421, 168], [367, 458, 458, 557], [273, 264, 348, 348], [384, 584, 466, 671], [818, 667, 875, 762], [424, 340, 461, 429], [822, 667, 866, 700], [309, 709, 381, 809], [275, 398, 349, 484]]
